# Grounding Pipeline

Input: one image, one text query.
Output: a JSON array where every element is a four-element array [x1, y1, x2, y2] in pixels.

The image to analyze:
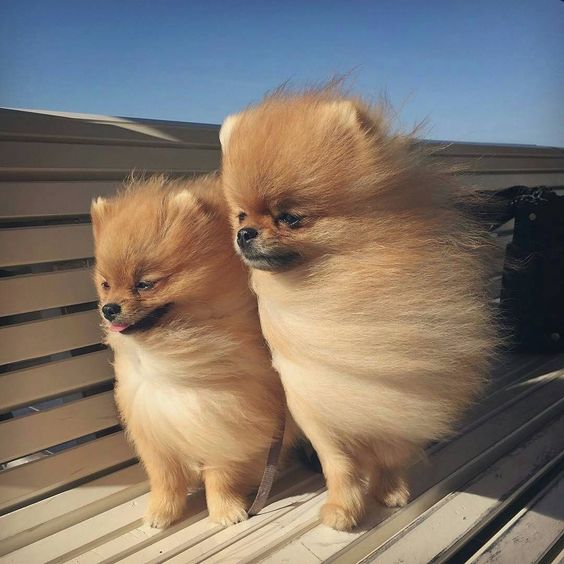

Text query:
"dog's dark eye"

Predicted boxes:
[[135, 280, 154, 291], [277, 213, 302, 228], [101, 281, 110, 290], [237, 212, 247, 223]]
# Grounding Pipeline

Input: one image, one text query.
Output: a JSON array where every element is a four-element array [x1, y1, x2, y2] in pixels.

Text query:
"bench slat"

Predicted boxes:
[[0, 463, 147, 556], [425, 142, 564, 158], [453, 355, 564, 435], [0, 181, 119, 220], [468, 473, 564, 564], [5, 110, 563, 157], [0, 391, 118, 465], [0, 309, 101, 365], [364, 415, 564, 562], [0, 140, 220, 174], [0, 349, 112, 413], [462, 171, 564, 189], [429, 155, 564, 173], [0, 431, 134, 515], [0, 224, 93, 267], [1, 174, 561, 223], [1, 141, 562, 180], [0, 268, 96, 316], [0, 108, 220, 147]]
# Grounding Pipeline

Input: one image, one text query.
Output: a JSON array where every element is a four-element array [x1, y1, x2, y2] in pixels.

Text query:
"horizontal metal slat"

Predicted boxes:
[[461, 171, 564, 190], [426, 141, 564, 158], [0, 268, 96, 316], [0, 309, 102, 365], [1, 176, 559, 222], [4, 110, 561, 157], [1, 172, 555, 211], [431, 155, 564, 173], [0, 224, 93, 267], [0, 180, 119, 220], [468, 473, 564, 563], [0, 349, 112, 413], [0, 431, 135, 515], [0, 176, 219, 220], [0, 108, 220, 147], [0, 391, 119, 465], [0, 140, 220, 174]]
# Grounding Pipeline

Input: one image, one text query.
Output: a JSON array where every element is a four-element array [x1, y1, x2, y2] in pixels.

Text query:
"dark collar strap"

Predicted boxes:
[[248, 413, 286, 516]]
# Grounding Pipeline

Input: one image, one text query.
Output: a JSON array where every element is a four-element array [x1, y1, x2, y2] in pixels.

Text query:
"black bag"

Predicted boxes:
[[500, 188, 564, 351]]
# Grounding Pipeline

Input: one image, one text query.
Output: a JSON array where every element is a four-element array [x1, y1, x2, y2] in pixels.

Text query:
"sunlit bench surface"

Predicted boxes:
[[1, 108, 563, 563]]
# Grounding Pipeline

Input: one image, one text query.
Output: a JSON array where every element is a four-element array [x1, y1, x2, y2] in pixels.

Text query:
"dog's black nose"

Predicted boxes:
[[237, 227, 259, 249], [102, 303, 121, 321]]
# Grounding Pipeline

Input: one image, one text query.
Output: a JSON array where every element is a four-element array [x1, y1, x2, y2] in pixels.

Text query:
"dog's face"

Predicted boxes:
[[220, 96, 394, 271], [91, 181, 227, 334]]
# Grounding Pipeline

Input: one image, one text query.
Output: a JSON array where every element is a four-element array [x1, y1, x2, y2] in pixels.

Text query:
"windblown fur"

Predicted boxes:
[[220, 87, 497, 530], [91, 175, 294, 528]]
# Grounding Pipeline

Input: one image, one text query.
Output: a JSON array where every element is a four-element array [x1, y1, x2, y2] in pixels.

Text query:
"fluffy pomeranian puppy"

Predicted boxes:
[[91, 175, 293, 528], [219, 88, 496, 530]]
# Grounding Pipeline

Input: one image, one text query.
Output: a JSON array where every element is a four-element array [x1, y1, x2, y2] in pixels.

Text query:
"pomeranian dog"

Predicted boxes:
[[91, 175, 292, 528], [219, 87, 496, 530]]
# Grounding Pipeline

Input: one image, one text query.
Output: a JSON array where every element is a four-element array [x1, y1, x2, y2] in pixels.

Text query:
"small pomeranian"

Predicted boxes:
[[220, 87, 496, 530], [91, 175, 292, 528]]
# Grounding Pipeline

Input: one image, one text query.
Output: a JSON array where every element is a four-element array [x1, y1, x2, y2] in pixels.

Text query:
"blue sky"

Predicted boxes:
[[1, 0, 562, 145]]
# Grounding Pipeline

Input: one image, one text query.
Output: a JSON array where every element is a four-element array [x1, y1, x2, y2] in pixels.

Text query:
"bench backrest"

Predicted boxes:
[[1, 107, 563, 520]]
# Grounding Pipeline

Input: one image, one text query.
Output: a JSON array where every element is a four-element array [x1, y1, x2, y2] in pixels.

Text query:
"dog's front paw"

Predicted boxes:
[[144, 494, 186, 529], [208, 497, 248, 526], [372, 475, 410, 508], [381, 482, 410, 508], [320, 502, 358, 531]]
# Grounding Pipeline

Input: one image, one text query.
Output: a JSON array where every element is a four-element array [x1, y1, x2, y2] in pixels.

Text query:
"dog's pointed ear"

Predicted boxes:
[[219, 113, 241, 154], [169, 189, 199, 210], [90, 197, 111, 238], [325, 100, 359, 128], [323, 100, 375, 134], [171, 187, 224, 221]]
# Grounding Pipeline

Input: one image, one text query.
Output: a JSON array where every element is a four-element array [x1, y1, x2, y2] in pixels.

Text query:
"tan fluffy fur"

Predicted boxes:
[[220, 88, 497, 530], [91, 175, 294, 528]]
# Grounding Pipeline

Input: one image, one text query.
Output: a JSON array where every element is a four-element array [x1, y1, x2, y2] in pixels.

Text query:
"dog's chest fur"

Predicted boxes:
[[110, 334, 267, 465]]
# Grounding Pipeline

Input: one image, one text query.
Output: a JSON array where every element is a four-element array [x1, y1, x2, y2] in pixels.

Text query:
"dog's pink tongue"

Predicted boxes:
[[109, 323, 129, 333]]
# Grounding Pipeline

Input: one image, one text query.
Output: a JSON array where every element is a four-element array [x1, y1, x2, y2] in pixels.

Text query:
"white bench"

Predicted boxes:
[[1, 108, 563, 563]]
